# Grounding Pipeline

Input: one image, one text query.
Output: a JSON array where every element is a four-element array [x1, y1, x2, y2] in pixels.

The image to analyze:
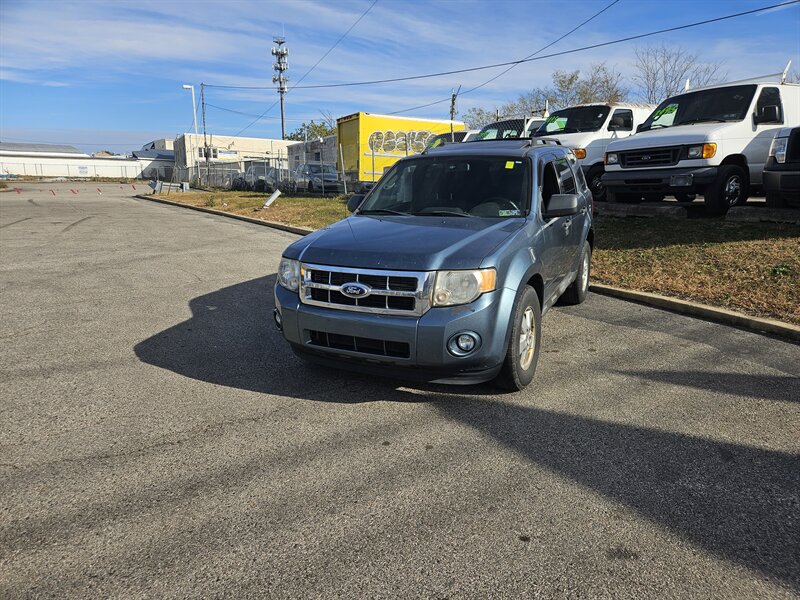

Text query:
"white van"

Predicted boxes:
[[602, 72, 800, 214], [531, 103, 655, 201], [475, 116, 546, 140]]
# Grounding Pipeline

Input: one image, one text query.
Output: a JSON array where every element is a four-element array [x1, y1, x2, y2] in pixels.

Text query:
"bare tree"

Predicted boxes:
[[576, 63, 627, 104], [462, 107, 501, 128], [318, 110, 337, 130], [633, 44, 724, 103]]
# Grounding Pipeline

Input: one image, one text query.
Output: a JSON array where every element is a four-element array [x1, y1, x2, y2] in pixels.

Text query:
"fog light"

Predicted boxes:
[[447, 331, 481, 356]]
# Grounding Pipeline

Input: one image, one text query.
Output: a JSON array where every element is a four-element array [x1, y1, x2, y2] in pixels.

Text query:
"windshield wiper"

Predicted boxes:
[[414, 210, 473, 218], [678, 118, 727, 125], [358, 209, 410, 216]]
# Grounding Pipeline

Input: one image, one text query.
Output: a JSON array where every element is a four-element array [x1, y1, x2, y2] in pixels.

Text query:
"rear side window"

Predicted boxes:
[[554, 157, 576, 194]]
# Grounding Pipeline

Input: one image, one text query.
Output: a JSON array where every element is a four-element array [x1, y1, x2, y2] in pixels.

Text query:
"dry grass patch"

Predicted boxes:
[[154, 190, 348, 231], [593, 217, 800, 325]]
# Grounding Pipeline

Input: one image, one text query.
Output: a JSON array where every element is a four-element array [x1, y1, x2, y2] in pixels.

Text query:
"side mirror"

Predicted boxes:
[[347, 194, 365, 213], [543, 194, 580, 219], [754, 105, 780, 125]]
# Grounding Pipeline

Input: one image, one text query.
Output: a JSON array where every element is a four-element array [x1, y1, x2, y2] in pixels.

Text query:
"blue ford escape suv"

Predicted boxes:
[[274, 139, 594, 390]]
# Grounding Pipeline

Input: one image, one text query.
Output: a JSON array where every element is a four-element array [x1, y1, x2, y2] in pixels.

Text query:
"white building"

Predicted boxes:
[[0, 142, 173, 179], [173, 133, 294, 172]]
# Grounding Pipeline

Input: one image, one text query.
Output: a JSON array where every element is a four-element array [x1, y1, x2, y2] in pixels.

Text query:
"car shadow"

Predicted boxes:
[[133, 274, 498, 401], [133, 276, 800, 586], [431, 397, 800, 587]]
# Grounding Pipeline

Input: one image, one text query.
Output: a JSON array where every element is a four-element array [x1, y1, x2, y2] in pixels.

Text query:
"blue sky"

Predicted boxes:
[[1, 0, 799, 153]]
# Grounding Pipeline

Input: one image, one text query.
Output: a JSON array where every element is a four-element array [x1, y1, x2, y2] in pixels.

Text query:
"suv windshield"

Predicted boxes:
[[359, 156, 530, 218], [534, 106, 611, 135], [308, 164, 338, 175], [477, 119, 527, 140], [640, 84, 757, 131]]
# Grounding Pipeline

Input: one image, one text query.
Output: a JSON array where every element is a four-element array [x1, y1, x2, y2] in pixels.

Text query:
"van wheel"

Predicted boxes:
[[704, 165, 748, 216], [495, 286, 541, 391], [765, 192, 786, 208], [560, 244, 591, 305], [588, 166, 606, 202]]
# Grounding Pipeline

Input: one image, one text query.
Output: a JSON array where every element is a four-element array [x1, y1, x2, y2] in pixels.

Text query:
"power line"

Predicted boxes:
[[206, 103, 318, 122], [205, 1, 799, 92], [231, 0, 379, 137], [390, 0, 620, 115]]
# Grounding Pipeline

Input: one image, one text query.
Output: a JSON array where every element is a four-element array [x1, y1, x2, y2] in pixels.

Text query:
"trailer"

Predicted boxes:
[[336, 112, 465, 193]]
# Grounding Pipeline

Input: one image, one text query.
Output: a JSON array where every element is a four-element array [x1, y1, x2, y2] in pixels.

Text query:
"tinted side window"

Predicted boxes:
[[610, 109, 633, 131], [756, 87, 783, 123], [554, 157, 576, 194]]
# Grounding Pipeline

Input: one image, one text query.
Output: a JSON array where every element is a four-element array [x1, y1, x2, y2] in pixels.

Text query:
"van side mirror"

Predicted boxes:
[[543, 194, 580, 219], [754, 105, 780, 124], [347, 194, 365, 212]]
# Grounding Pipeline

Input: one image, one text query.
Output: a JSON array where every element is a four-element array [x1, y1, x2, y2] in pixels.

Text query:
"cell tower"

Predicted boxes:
[[271, 37, 289, 140]]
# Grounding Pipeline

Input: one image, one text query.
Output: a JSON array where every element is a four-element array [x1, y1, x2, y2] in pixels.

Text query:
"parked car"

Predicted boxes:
[[764, 126, 800, 207], [532, 103, 655, 201], [602, 76, 800, 214], [231, 171, 247, 191], [245, 165, 277, 192], [273, 140, 594, 390], [292, 163, 343, 194]]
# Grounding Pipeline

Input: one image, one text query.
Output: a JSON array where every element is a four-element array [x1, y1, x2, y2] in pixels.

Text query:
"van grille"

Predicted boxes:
[[300, 263, 432, 316], [620, 146, 680, 168]]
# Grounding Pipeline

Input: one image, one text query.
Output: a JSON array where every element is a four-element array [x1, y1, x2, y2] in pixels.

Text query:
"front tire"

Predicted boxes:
[[587, 165, 606, 202], [704, 165, 748, 216], [560, 244, 591, 305], [495, 286, 541, 391]]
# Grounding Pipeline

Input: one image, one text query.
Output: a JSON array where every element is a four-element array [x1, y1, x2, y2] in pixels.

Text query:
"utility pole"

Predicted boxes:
[[449, 85, 460, 142], [271, 37, 289, 140], [201, 83, 209, 185]]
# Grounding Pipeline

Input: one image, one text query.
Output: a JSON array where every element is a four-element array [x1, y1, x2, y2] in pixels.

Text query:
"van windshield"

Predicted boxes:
[[534, 106, 611, 135], [477, 119, 527, 140], [359, 156, 530, 218], [640, 84, 757, 131]]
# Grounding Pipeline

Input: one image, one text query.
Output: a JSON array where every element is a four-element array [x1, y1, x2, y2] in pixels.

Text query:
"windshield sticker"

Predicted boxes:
[[505, 161, 515, 169], [498, 209, 521, 217], [653, 104, 678, 119]]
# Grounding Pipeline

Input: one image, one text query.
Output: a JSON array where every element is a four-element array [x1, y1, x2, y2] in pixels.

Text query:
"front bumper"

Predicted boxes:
[[274, 284, 516, 384], [763, 168, 800, 202], [602, 166, 718, 195]]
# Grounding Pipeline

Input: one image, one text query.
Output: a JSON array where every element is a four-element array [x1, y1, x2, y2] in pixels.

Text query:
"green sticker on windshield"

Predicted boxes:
[[499, 209, 521, 217], [654, 103, 678, 118]]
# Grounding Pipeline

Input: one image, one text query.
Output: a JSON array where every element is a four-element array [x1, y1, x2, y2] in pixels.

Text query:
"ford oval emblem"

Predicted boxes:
[[641, 154, 651, 161], [340, 282, 370, 298]]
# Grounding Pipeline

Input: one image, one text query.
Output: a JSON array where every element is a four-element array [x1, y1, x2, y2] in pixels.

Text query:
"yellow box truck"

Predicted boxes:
[[337, 112, 465, 193]]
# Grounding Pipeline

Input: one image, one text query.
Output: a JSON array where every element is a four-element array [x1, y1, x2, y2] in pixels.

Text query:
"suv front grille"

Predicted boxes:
[[620, 146, 680, 168], [301, 263, 432, 316]]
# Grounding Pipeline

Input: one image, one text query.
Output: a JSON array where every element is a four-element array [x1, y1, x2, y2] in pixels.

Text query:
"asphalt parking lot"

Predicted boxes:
[[1, 182, 798, 598]]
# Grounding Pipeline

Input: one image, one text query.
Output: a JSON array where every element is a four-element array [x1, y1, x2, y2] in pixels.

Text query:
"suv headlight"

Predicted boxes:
[[769, 136, 788, 163], [605, 153, 618, 165], [432, 269, 496, 307], [278, 258, 301, 292], [687, 143, 717, 159]]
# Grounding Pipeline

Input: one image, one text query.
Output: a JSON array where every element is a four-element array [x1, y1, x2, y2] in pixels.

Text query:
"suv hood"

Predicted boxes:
[[607, 122, 731, 151], [285, 215, 524, 271]]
